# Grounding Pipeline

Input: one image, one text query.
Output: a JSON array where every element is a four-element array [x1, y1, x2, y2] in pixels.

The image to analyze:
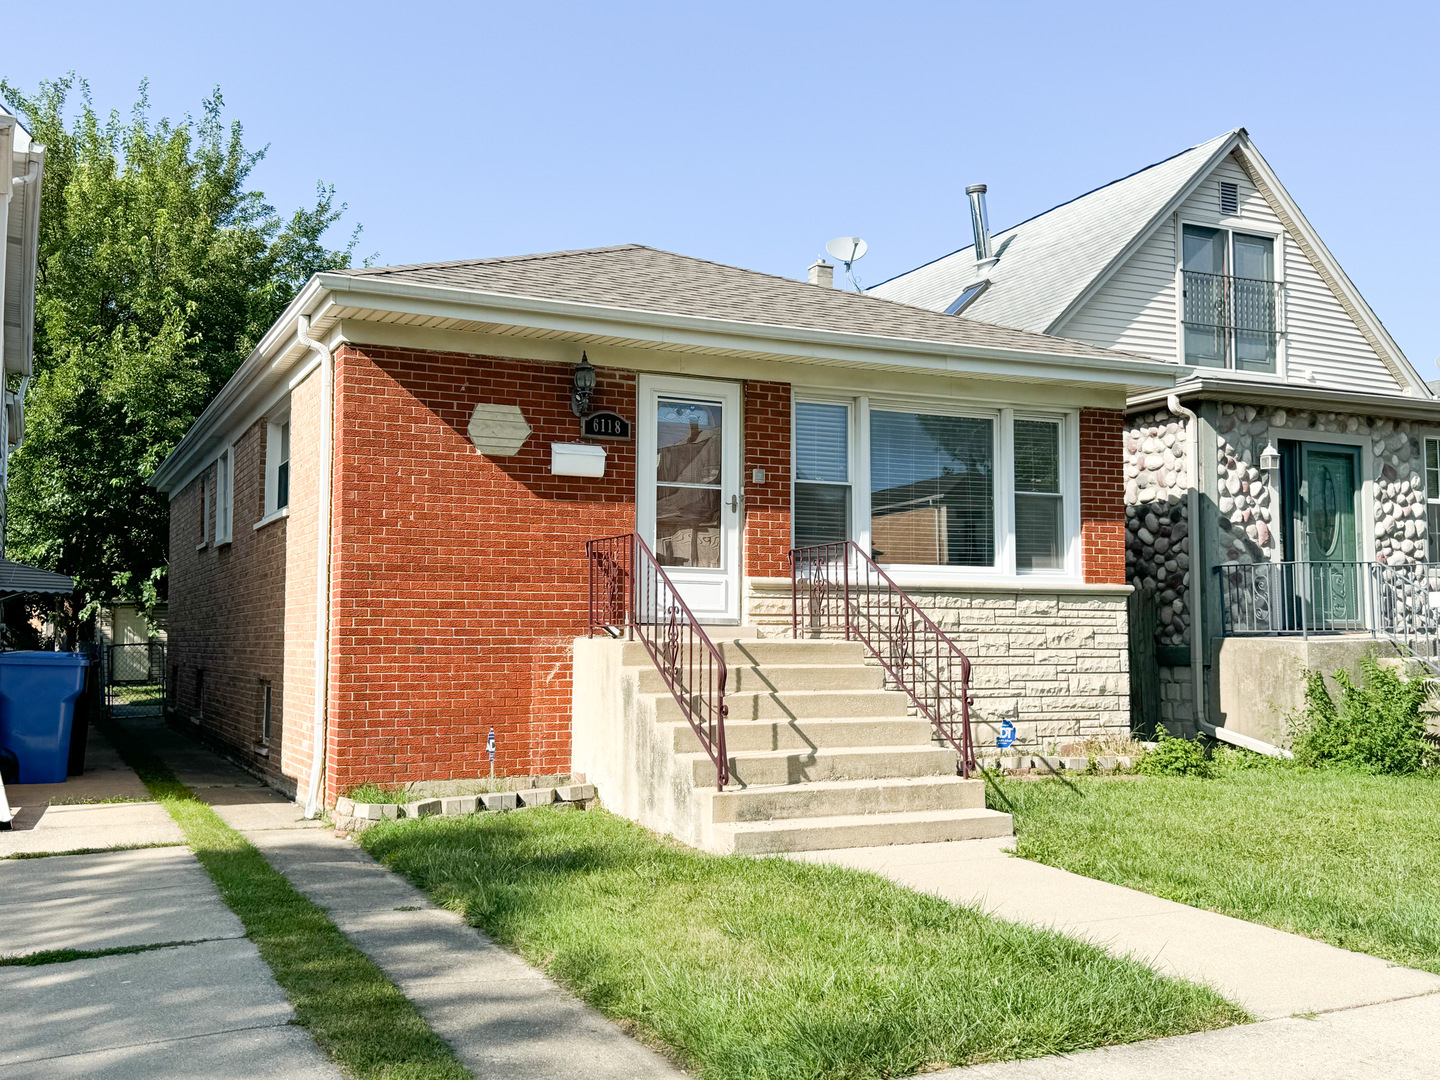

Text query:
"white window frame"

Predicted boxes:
[[1426, 437, 1440, 564], [791, 396, 857, 548], [1173, 214, 1288, 377], [1012, 411, 1079, 576], [214, 445, 234, 545], [790, 390, 1081, 583], [259, 407, 291, 525], [196, 468, 211, 550]]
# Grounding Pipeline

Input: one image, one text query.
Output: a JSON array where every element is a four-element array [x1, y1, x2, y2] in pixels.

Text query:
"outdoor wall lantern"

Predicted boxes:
[[571, 352, 597, 418], [1260, 441, 1282, 473]]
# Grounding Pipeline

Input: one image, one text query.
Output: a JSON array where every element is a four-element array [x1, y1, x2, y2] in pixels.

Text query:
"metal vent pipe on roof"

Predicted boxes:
[[966, 184, 992, 263]]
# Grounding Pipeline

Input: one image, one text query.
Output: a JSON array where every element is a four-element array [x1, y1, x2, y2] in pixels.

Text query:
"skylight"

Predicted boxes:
[[945, 281, 988, 316]]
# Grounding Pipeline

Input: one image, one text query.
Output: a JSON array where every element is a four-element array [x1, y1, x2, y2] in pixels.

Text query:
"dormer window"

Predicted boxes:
[[1181, 225, 1278, 373]]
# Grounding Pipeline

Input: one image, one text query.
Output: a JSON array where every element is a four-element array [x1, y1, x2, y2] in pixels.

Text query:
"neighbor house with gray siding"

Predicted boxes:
[[873, 128, 1440, 743]]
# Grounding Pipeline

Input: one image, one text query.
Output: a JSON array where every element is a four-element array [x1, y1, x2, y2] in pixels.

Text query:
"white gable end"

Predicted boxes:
[[1056, 219, 1180, 362], [1057, 152, 1404, 395]]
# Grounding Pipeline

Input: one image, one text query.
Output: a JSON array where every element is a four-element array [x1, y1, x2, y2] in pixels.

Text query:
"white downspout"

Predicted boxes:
[[298, 314, 333, 817], [1166, 393, 1292, 759]]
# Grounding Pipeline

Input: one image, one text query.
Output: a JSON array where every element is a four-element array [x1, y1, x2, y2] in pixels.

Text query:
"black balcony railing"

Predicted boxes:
[[1215, 560, 1440, 674], [1182, 270, 1280, 370]]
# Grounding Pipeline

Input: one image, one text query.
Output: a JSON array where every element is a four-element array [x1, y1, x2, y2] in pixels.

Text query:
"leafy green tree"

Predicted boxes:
[[1, 75, 360, 624]]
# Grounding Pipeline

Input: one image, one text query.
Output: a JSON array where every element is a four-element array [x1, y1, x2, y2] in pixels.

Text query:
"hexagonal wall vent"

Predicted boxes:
[[467, 403, 532, 456]]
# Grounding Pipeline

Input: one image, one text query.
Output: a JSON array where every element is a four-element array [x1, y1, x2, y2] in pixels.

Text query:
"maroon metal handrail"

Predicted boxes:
[[789, 541, 977, 777], [586, 533, 730, 789]]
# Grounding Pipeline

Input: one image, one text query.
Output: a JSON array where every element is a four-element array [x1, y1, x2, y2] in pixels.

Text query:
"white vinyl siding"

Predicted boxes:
[[1059, 225, 1180, 362], [1060, 153, 1403, 395]]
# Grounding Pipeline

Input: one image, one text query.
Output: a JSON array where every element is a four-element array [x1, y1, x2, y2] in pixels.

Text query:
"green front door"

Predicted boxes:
[[1300, 445, 1361, 627]]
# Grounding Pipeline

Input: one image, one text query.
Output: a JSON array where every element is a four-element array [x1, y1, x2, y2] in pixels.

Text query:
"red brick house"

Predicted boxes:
[[150, 245, 1177, 843]]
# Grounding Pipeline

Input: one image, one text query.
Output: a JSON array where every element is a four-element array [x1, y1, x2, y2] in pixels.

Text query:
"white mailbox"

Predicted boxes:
[[550, 442, 607, 477]]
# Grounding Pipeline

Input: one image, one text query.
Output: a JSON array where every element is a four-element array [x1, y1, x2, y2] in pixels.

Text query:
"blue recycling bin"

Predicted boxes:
[[0, 652, 91, 784]]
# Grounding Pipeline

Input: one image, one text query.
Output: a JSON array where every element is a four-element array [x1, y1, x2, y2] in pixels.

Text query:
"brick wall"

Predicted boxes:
[[743, 380, 792, 576], [1079, 408, 1126, 585], [280, 372, 321, 789], [326, 345, 636, 801], [167, 417, 292, 788]]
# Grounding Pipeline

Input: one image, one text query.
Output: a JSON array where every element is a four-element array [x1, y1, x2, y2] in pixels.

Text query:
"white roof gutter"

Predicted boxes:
[[320, 272, 1183, 384], [152, 271, 1184, 495]]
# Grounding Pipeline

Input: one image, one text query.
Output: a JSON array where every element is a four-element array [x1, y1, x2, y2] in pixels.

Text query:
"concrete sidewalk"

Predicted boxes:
[[931, 992, 1440, 1079], [0, 847, 339, 1080], [0, 728, 182, 857], [120, 718, 684, 1080], [247, 827, 687, 1080], [792, 838, 1440, 1020]]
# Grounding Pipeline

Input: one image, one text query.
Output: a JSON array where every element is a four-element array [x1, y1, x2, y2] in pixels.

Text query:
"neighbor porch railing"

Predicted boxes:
[[1215, 559, 1440, 673], [585, 533, 729, 789], [788, 541, 977, 777]]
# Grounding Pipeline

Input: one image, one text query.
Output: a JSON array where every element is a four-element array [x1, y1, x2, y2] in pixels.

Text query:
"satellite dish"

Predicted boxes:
[[825, 237, 868, 264], [824, 237, 868, 291]]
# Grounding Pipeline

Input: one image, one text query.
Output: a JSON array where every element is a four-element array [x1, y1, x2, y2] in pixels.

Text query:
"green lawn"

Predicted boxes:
[[359, 807, 1246, 1080], [994, 767, 1440, 974]]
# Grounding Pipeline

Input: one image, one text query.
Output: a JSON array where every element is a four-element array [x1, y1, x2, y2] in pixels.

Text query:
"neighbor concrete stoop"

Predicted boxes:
[[572, 632, 1012, 854]]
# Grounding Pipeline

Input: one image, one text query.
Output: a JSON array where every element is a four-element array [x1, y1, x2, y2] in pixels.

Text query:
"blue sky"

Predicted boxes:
[[8, 1, 1439, 371]]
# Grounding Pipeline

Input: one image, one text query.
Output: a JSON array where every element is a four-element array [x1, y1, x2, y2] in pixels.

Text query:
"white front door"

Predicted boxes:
[[636, 375, 743, 623]]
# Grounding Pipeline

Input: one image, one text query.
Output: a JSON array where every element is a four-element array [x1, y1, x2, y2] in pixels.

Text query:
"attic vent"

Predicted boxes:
[[1220, 181, 1239, 215]]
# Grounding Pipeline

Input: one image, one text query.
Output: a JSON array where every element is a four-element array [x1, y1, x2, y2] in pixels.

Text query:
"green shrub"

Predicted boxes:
[[1291, 658, 1435, 774], [1134, 726, 1214, 778]]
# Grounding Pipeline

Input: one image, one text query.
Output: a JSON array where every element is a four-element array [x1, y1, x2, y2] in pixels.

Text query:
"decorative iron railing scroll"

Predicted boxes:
[[586, 533, 729, 789], [789, 541, 977, 777]]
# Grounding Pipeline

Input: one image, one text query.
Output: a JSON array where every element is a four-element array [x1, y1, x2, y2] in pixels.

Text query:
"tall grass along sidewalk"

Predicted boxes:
[[360, 807, 1248, 1080], [100, 720, 470, 1080]]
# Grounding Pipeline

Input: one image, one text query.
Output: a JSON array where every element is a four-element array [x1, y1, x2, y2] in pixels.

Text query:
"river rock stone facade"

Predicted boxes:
[[1214, 404, 1429, 568], [1125, 408, 1192, 648]]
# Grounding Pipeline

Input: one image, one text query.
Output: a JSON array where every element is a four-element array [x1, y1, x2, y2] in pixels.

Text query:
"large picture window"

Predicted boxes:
[[792, 397, 1075, 578], [870, 411, 994, 567]]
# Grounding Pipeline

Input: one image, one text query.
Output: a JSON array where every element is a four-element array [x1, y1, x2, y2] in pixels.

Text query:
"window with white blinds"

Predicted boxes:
[[870, 410, 994, 567], [1014, 419, 1063, 571], [794, 402, 851, 547], [793, 397, 1074, 577]]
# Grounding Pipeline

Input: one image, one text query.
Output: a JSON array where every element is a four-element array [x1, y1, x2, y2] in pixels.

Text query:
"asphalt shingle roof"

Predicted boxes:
[[334, 244, 1148, 362], [868, 132, 1236, 331]]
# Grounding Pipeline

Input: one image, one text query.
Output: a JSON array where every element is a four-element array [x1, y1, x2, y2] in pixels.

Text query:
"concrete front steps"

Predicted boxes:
[[572, 630, 1012, 855]]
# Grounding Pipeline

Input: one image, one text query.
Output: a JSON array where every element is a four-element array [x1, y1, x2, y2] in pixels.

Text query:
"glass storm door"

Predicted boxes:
[[1299, 444, 1360, 628], [636, 375, 743, 622]]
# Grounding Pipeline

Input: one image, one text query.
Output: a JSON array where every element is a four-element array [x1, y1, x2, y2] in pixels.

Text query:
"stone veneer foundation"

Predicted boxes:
[[745, 580, 1131, 754]]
